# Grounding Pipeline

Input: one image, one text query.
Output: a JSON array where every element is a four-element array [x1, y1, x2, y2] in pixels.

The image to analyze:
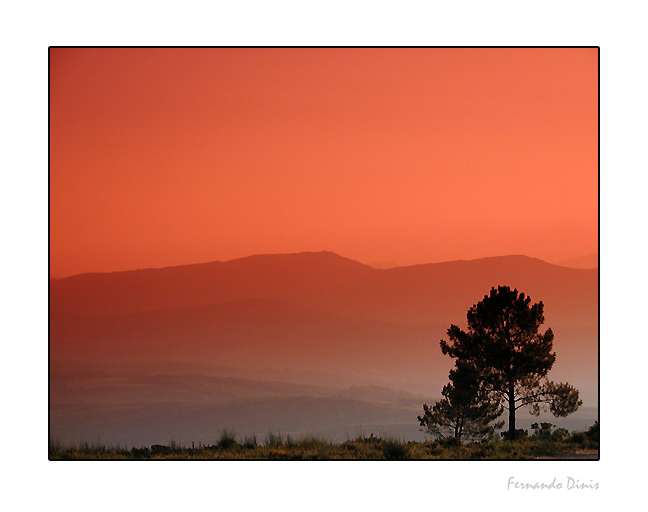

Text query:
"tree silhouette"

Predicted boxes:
[[440, 285, 582, 440], [418, 360, 504, 441]]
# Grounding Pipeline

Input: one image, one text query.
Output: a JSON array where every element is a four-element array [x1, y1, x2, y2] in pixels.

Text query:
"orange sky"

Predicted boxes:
[[50, 48, 598, 277]]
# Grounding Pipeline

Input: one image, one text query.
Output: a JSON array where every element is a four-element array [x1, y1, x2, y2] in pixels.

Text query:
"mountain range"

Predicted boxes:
[[50, 251, 598, 398], [50, 251, 597, 323]]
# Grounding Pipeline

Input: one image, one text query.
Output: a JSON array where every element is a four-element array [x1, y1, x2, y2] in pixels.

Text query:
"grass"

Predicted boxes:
[[49, 427, 599, 460]]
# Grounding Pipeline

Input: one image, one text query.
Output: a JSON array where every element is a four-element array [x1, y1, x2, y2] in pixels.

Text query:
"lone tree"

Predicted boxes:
[[418, 360, 504, 441], [440, 286, 582, 440]]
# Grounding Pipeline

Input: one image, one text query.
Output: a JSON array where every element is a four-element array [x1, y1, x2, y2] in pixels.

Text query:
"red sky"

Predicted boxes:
[[50, 48, 598, 277]]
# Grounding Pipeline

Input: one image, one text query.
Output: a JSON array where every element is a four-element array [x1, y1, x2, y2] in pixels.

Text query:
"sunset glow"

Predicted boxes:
[[49, 48, 598, 277]]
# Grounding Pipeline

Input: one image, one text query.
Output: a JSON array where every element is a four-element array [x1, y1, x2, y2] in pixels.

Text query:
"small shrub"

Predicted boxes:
[[216, 428, 238, 450], [552, 428, 569, 440], [382, 439, 410, 460], [130, 447, 151, 458], [265, 431, 284, 447], [531, 422, 569, 441], [243, 435, 257, 449], [298, 436, 329, 450], [569, 432, 586, 445], [341, 442, 358, 453], [284, 434, 296, 448], [586, 421, 599, 442], [531, 422, 555, 438], [354, 433, 382, 444], [438, 436, 461, 447], [501, 429, 528, 440]]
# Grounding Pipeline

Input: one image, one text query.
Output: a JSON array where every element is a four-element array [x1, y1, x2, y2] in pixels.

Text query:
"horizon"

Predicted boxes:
[[48, 248, 599, 279]]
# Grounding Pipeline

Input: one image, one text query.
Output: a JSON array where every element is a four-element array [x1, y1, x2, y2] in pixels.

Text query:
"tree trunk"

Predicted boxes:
[[508, 381, 516, 440], [457, 406, 465, 441]]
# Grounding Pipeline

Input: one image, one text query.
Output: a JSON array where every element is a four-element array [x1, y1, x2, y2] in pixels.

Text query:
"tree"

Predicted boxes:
[[418, 360, 504, 441], [440, 285, 582, 440]]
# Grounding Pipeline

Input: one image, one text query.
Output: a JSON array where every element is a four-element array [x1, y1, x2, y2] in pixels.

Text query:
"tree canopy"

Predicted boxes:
[[418, 360, 504, 441], [439, 285, 582, 439]]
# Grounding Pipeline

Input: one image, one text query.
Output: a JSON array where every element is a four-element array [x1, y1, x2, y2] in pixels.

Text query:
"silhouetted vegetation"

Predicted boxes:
[[215, 428, 238, 450], [418, 360, 503, 441], [381, 439, 411, 460], [49, 424, 598, 460], [437, 286, 582, 440], [586, 420, 599, 442]]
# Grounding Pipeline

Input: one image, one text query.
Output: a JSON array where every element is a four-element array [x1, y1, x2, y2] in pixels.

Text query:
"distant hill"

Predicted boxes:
[[50, 251, 597, 326], [557, 252, 598, 269]]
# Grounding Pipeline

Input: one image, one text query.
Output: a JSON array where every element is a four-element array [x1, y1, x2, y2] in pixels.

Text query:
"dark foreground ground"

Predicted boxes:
[[49, 431, 599, 460]]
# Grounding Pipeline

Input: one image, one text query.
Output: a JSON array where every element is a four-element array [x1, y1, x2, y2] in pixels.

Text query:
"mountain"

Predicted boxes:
[[50, 251, 598, 396], [50, 251, 597, 326], [50, 251, 375, 317]]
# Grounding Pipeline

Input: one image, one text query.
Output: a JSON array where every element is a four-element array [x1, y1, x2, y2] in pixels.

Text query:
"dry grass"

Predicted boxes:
[[49, 428, 599, 460]]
